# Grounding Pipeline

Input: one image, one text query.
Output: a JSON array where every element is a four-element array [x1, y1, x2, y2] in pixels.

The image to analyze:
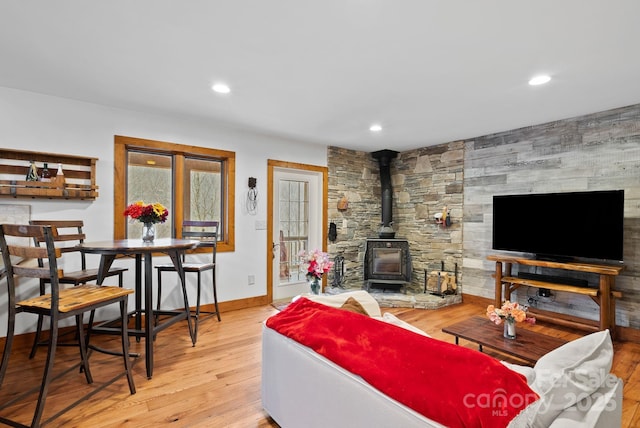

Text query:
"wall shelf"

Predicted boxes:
[[0, 149, 98, 200]]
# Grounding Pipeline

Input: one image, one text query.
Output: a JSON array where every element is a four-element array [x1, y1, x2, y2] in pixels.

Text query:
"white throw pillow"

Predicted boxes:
[[522, 330, 614, 428], [293, 290, 382, 317], [379, 312, 431, 337], [501, 361, 536, 385]]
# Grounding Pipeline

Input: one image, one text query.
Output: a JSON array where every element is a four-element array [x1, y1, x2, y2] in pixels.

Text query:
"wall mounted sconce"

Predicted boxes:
[[247, 177, 258, 214]]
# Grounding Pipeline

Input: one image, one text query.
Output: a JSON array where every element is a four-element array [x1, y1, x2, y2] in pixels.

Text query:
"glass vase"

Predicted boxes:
[[504, 319, 516, 339], [308, 276, 321, 295], [142, 222, 156, 242]]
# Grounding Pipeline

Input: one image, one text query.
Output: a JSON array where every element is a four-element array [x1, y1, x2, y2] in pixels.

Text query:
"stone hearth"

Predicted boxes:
[[325, 287, 462, 309]]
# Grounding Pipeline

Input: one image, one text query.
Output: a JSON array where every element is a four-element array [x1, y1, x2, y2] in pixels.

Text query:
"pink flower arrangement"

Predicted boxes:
[[487, 300, 536, 325], [124, 201, 169, 224], [298, 249, 334, 280]]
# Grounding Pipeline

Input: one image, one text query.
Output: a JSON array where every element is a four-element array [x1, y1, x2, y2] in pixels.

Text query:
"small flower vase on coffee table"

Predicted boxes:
[[142, 222, 155, 242], [504, 319, 516, 339], [308, 276, 321, 295]]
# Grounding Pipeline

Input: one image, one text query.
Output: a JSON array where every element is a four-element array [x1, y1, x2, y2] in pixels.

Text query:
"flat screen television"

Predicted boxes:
[[492, 190, 624, 262]]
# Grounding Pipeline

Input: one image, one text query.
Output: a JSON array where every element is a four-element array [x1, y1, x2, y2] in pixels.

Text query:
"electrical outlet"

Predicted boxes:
[[248, 275, 255, 285]]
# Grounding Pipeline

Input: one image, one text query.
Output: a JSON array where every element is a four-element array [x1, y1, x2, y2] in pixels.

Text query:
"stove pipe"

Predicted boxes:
[[372, 149, 398, 239]]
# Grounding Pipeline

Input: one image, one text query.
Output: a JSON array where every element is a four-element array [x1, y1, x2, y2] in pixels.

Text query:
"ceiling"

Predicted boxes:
[[2, 1, 639, 152]]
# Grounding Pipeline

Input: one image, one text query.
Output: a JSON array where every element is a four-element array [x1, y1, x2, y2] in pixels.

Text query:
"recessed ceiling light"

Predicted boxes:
[[528, 75, 551, 86], [369, 124, 382, 132], [212, 83, 231, 94]]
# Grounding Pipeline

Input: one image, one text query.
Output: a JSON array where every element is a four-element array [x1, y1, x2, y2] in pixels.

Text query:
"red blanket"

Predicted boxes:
[[266, 298, 538, 428]]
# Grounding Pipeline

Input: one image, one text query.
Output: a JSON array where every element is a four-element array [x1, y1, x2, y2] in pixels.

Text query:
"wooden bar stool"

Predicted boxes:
[[0, 224, 136, 427], [155, 220, 221, 342], [28, 220, 128, 358]]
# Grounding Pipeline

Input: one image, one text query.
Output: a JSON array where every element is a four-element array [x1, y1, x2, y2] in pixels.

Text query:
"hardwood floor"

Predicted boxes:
[[1, 296, 639, 427]]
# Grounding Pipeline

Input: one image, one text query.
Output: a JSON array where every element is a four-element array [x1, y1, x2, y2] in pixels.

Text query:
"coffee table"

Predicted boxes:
[[442, 316, 568, 365]]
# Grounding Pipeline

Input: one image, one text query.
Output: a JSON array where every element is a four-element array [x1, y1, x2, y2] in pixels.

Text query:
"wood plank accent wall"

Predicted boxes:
[[462, 104, 640, 328]]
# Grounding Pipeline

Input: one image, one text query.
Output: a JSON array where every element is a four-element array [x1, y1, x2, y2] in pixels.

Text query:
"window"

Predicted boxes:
[[114, 136, 235, 252], [184, 156, 223, 224], [126, 151, 173, 239]]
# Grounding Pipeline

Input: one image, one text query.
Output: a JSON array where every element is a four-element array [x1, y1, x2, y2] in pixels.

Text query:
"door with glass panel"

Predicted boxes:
[[272, 167, 323, 300]]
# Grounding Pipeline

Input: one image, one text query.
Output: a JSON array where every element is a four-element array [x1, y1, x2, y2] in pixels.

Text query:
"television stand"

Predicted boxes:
[[487, 255, 624, 337], [517, 271, 589, 288]]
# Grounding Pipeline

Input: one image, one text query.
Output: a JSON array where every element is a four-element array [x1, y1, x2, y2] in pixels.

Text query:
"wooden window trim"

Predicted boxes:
[[114, 135, 235, 253]]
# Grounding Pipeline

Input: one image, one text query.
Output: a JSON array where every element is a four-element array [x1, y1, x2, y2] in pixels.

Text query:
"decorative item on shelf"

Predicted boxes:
[[434, 206, 451, 228], [298, 249, 334, 295], [55, 163, 65, 188], [124, 201, 169, 242], [26, 160, 39, 182], [40, 162, 51, 182], [486, 300, 536, 339]]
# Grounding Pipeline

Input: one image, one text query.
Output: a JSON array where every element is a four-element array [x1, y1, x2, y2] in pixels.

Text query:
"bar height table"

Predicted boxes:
[[77, 238, 199, 379]]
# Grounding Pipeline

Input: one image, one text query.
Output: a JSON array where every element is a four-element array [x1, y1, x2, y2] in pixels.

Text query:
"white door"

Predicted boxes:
[[272, 167, 323, 300]]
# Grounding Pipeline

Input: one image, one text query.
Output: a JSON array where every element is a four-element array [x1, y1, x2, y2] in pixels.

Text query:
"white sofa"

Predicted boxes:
[[262, 291, 622, 428]]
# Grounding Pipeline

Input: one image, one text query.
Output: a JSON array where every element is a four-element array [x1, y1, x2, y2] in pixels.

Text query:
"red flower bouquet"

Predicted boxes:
[[124, 201, 168, 224]]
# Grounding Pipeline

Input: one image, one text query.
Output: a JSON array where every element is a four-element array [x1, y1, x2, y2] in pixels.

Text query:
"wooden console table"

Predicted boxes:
[[487, 255, 623, 335]]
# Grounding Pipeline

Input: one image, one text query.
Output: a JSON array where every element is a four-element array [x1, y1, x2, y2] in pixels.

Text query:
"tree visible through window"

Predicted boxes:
[[127, 151, 173, 239], [185, 157, 222, 223], [114, 136, 235, 252]]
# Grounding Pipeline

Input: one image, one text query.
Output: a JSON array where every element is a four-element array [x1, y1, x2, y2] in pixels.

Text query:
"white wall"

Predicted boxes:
[[0, 86, 328, 335]]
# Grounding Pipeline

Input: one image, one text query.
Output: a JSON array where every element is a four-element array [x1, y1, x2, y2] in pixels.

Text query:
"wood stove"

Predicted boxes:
[[364, 238, 411, 292]]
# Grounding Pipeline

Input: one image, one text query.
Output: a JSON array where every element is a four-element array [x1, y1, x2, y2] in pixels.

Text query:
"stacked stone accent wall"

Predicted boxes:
[[327, 142, 464, 293], [327, 147, 380, 288], [393, 143, 464, 293]]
